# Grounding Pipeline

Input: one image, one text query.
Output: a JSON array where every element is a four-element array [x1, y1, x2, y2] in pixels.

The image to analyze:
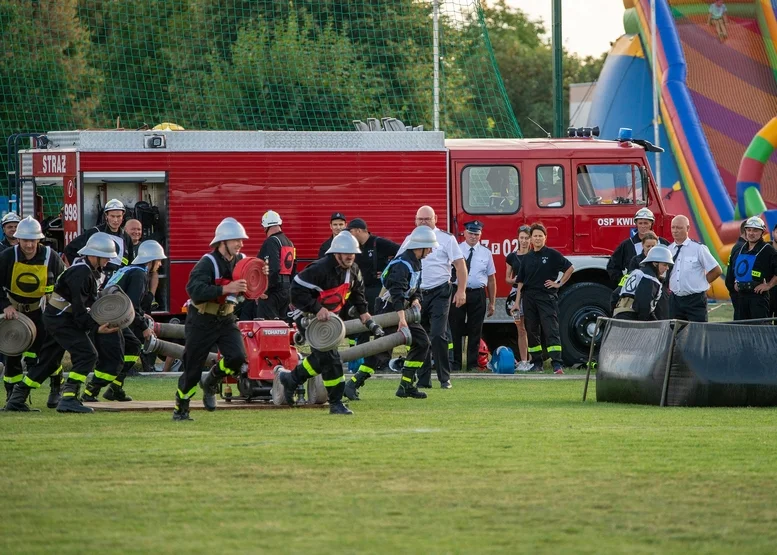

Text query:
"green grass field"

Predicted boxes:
[[2, 377, 776, 554]]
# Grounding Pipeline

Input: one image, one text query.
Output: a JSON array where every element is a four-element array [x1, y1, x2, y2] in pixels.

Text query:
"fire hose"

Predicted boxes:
[[302, 306, 421, 351], [0, 312, 37, 356], [90, 286, 135, 329]]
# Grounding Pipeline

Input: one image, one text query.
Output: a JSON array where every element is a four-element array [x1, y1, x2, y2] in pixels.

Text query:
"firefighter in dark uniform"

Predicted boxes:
[[81, 240, 167, 402], [4, 233, 119, 413], [344, 226, 434, 401], [613, 246, 673, 321], [726, 220, 748, 320], [513, 223, 574, 374], [280, 231, 372, 415], [726, 216, 777, 321], [0, 217, 65, 407], [243, 210, 295, 321], [172, 218, 249, 421], [607, 208, 668, 287], [0, 211, 21, 252], [317, 212, 347, 258], [65, 198, 133, 274]]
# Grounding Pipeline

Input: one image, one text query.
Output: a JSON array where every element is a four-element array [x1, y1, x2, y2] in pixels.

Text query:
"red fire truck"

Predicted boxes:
[[13, 128, 670, 365]]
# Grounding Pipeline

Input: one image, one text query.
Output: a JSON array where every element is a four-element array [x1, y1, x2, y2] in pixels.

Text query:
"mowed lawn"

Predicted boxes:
[[1, 378, 776, 554]]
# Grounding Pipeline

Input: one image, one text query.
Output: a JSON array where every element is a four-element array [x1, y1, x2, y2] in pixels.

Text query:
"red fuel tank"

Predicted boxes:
[[238, 320, 299, 381]]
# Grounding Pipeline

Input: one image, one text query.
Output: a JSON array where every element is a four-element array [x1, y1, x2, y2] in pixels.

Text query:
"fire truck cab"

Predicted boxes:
[[11, 128, 669, 365]]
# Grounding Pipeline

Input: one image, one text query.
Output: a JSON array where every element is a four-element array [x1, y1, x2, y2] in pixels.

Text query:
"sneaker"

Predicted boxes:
[[440, 381, 452, 389], [529, 363, 544, 373], [516, 361, 533, 372], [552, 364, 565, 375]]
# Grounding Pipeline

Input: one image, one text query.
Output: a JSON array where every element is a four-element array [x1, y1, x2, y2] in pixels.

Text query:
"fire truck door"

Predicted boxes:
[[529, 161, 571, 251]]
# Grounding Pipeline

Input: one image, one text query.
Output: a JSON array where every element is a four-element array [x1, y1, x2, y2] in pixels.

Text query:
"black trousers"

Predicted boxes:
[[288, 348, 346, 403], [177, 311, 247, 399], [88, 327, 143, 391], [449, 287, 487, 371], [3, 308, 46, 385], [417, 282, 453, 387], [737, 292, 770, 321], [252, 285, 291, 321], [523, 290, 563, 366], [669, 292, 708, 322], [729, 290, 740, 320], [25, 313, 95, 389]]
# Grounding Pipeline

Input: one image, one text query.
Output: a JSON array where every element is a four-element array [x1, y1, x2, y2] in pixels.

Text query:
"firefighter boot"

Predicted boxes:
[[103, 383, 133, 402], [396, 377, 427, 399], [57, 382, 94, 413], [279, 370, 299, 406], [199, 367, 222, 412], [80, 381, 102, 403], [344, 370, 370, 401], [172, 396, 193, 421], [47, 373, 62, 409], [5, 383, 41, 412], [4, 382, 14, 403], [329, 401, 354, 415]]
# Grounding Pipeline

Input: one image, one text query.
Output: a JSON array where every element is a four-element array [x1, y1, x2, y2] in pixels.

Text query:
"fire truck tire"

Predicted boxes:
[[558, 283, 611, 367]]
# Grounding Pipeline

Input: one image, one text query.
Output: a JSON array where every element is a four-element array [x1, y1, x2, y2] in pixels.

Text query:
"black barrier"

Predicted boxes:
[[593, 319, 777, 407]]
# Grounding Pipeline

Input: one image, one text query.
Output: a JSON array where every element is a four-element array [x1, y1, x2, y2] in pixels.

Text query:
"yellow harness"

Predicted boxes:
[[9, 246, 54, 299]]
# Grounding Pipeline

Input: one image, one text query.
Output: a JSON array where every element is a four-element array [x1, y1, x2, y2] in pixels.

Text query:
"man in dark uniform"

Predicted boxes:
[[613, 246, 673, 321], [81, 240, 167, 402], [0, 212, 21, 252], [65, 198, 133, 274], [280, 231, 372, 415], [0, 216, 65, 407], [317, 212, 347, 258], [726, 216, 777, 321], [345, 226, 434, 401], [242, 210, 295, 321], [4, 232, 120, 413], [513, 223, 575, 374], [173, 218, 249, 421], [607, 208, 668, 287], [726, 220, 748, 320]]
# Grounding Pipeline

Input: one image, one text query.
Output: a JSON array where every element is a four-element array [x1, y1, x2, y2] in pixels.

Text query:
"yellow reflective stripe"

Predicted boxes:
[[23, 376, 41, 389], [447, 343, 453, 350], [349, 375, 358, 383], [219, 358, 227, 371], [112, 380, 122, 386], [547, 346, 562, 352], [358, 365, 375, 375], [51, 365, 63, 377], [401, 376, 413, 382], [22, 351, 36, 358], [752, 270, 762, 278], [44, 285, 54, 293], [62, 392, 76, 398], [323, 376, 345, 387], [178, 386, 197, 399], [403, 360, 423, 368], [348, 339, 356, 346], [121, 257, 129, 265], [527, 346, 543, 353], [303, 358, 317, 377], [124, 355, 140, 363], [618, 274, 629, 287], [93, 370, 117, 382], [69, 372, 88, 383], [3, 374, 23, 384]]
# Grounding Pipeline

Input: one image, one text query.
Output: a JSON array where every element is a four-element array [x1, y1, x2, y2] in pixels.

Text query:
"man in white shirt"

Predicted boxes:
[[398, 206, 467, 389], [667, 215, 722, 322], [449, 221, 496, 372]]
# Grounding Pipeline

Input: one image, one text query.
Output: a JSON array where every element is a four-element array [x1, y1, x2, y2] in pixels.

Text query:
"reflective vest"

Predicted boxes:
[[9, 245, 54, 299]]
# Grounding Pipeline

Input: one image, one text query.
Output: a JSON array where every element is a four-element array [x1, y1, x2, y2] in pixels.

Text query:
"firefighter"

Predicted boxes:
[[317, 212, 347, 258], [606, 208, 668, 287], [172, 218, 249, 421], [81, 240, 167, 402], [513, 223, 574, 374], [0, 216, 66, 407], [1, 212, 21, 252], [4, 233, 119, 413], [726, 220, 748, 320], [345, 226, 434, 401], [280, 230, 372, 415], [726, 216, 777, 321], [613, 246, 673, 321], [64, 198, 133, 274], [243, 210, 295, 321]]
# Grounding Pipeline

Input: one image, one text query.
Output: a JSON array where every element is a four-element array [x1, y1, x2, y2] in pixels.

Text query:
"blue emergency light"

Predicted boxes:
[[618, 128, 633, 142]]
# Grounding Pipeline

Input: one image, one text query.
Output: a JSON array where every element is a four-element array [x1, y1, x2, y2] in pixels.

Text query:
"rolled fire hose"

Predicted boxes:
[[153, 322, 186, 339], [0, 312, 37, 356], [304, 314, 347, 351], [144, 335, 219, 367], [91, 286, 135, 329], [342, 306, 421, 336], [233, 257, 268, 300]]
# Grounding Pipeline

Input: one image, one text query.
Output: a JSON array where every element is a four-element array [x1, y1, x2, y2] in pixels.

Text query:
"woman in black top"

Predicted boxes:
[[513, 223, 574, 374], [506, 225, 531, 370]]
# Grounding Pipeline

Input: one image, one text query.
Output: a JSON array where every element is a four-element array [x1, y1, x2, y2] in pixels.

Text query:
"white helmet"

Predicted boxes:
[[261, 210, 282, 228], [1, 212, 21, 227], [104, 199, 126, 213], [642, 245, 673, 265], [77, 232, 119, 258], [326, 230, 361, 254], [210, 217, 249, 247], [405, 226, 439, 250], [634, 208, 655, 222], [131, 240, 167, 265], [744, 216, 766, 231], [13, 216, 45, 240]]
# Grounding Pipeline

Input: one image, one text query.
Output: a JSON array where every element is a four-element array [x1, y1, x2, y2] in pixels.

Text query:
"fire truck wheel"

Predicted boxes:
[[558, 283, 611, 367]]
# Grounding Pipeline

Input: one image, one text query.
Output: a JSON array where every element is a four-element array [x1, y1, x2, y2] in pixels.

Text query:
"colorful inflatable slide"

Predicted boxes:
[[589, 0, 777, 296]]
